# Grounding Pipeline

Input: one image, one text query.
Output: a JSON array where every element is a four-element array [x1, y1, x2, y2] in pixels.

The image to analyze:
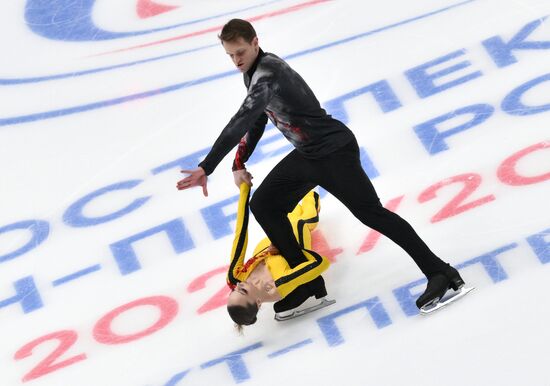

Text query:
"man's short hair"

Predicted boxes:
[[218, 19, 257, 43]]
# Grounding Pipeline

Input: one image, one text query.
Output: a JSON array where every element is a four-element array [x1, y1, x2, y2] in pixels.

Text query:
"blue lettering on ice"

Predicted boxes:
[[63, 180, 151, 227], [527, 227, 550, 264], [456, 243, 518, 282], [405, 49, 483, 98], [317, 296, 392, 347], [0, 276, 43, 313], [482, 17, 550, 68], [151, 228, 550, 385], [413, 104, 495, 154], [323, 81, 402, 121], [0, 220, 50, 263], [393, 278, 426, 317], [201, 194, 240, 240], [163, 369, 191, 386], [384, 244, 518, 317], [52, 265, 102, 287], [359, 147, 380, 179], [110, 218, 194, 275], [151, 148, 210, 175], [200, 342, 263, 384], [501, 73, 550, 116], [267, 339, 313, 358]]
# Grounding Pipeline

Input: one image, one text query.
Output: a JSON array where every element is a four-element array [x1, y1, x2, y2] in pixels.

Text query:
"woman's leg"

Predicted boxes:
[[288, 190, 320, 250]]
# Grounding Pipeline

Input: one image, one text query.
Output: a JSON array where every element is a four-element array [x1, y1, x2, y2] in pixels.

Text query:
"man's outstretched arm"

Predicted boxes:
[[177, 73, 274, 194], [197, 73, 275, 176]]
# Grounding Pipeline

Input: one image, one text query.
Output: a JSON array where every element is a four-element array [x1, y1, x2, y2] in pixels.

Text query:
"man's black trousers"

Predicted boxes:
[[249, 137, 449, 278]]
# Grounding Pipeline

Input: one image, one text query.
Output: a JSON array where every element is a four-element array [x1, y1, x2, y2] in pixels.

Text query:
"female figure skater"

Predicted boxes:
[[226, 183, 331, 331]]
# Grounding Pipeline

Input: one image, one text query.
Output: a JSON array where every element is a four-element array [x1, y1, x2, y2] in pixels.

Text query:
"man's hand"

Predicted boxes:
[[233, 169, 253, 188], [177, 167, 208, 196]]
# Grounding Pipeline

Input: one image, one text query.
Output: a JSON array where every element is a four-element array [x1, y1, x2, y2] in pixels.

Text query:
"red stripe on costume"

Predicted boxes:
[[233, 137, 247, 170], [240, 256, 259, 273]]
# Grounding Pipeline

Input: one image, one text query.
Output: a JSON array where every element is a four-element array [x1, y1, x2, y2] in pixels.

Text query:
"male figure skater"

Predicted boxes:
[[177, 19, 471, 313]]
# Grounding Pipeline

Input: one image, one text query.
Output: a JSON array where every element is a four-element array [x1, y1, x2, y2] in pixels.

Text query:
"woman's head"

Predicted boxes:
[[227, 282, 262, 331]]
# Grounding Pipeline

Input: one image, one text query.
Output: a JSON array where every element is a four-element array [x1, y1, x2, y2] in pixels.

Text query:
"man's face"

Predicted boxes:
[[222, 36, 259, 73]]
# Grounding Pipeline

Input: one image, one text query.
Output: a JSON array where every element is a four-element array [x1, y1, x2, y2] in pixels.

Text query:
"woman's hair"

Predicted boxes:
[[227, 303, 259, 333], [218, 19, 257, 43]]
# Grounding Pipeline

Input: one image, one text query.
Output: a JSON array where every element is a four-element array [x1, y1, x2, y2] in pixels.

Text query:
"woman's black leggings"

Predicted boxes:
[[249, 137, 449, 278]]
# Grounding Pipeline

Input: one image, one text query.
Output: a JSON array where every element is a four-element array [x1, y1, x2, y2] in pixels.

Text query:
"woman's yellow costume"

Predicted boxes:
[[226, 183, 329, 298]]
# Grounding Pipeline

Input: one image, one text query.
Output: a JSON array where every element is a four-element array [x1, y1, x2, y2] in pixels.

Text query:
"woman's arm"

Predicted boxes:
[[226, 183, 251, 287]]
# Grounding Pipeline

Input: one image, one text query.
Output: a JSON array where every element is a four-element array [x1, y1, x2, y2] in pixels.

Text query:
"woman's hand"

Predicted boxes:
[[233, 168, 253, 188]]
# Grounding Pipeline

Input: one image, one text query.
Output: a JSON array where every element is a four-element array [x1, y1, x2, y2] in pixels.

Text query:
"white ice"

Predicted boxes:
[[1, 1, 550, 385]]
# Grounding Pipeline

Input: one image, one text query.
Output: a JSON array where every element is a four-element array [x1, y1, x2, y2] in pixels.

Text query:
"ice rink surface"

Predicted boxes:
[[1, 0, 550, 385]]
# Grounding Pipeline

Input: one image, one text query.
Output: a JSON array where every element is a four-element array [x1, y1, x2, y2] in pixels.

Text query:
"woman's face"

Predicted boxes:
[[227, 281, 263, 308]]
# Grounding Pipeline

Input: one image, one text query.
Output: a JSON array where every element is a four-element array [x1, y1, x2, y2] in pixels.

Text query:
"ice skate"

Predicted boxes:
[[416, 267, 474, 315], [274, 296, 336, 321], [274, 276, 334, 321]]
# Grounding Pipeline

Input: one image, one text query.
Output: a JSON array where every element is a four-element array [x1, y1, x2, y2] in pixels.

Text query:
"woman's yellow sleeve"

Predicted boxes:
[[226, 183, 251, 286]]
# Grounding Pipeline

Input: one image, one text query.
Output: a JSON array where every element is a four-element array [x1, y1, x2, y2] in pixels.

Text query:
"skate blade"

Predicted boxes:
[[274, 298, 336, 321], [420, 286, 475, 315]]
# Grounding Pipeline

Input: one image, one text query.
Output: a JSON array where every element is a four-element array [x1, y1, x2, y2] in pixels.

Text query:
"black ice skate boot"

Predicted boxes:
[[308, 275, 328, 299], [416, 266, 469, 313], [273, 276, 335, 321], [273, 276, 327, 313]]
